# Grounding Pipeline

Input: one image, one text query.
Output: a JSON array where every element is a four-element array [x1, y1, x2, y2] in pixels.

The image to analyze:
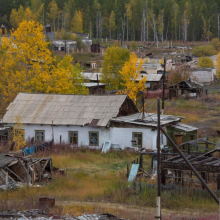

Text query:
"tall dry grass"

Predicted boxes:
[[0, 147, 218, 217]]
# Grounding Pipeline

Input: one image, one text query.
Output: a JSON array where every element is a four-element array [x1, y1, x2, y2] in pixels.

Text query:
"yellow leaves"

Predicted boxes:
[[198, 57, 214, 68], [101, 46, 130, 90], [0, 20, 88, 112], [117, 52, 146, 102], [9, 116, 26, 151], [72, 11, 83, 33], [217, 53, 220, 78], [109, 11, 116, 32]]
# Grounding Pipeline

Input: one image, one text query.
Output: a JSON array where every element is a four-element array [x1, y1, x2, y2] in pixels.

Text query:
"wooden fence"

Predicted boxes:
[[134, 182, 220, 200]]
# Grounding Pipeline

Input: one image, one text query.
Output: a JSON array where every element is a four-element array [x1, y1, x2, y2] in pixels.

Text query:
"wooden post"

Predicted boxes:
[[60, 135, 62, 144], [27, 165, 29, 187], [139, 154, 143, 169], [178, 170, 181, 182], [6, 172, 8, 190], [127, 163, 130, 178], [32, 165, 35, 185], [161, 169, 166, 185], [156, 98, 161, 219], [136, 158, 138, 164], [201, 172, 206, 189], [181, 171, 184, 186], [217, 174, 220, 190]]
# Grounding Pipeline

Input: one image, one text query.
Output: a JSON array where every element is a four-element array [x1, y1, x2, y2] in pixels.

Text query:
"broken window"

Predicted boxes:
[[69, 131, 78, 145], [89, 131, 99, 146], [35, 130, 45, 142], [132, 132, 142, 148]]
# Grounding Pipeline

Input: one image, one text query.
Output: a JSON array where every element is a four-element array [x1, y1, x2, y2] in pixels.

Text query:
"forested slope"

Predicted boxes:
[[1, 0, 220, 41]]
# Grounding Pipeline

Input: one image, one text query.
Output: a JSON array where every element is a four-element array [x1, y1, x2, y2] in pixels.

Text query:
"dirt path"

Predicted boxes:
[[57, 200, 218, 220], [189, 116, 220, 137]]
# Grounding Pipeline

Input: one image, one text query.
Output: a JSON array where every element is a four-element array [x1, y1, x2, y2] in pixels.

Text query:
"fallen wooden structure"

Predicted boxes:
[[0, 153, 52, 190]]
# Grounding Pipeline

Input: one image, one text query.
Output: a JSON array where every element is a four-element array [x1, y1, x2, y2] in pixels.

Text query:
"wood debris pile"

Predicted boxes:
[[0, 153, 52, 190]]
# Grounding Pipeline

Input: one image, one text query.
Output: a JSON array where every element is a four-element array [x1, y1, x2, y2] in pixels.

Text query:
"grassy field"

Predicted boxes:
[[0, 147, 218, 219]]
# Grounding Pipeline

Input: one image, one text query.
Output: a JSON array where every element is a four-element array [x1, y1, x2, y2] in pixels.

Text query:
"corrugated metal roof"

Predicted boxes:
[[136, 74, 162, 82], [111, 113, 185, 127], [3, 93, 128, 127], [136, 63, 161, 69], [170, 122, 198, 132], [81, 72, 102, 81], [83, 83, 106, 87]]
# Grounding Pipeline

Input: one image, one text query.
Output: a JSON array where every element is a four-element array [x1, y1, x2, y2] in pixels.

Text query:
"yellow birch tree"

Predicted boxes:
[[109, 11, 116, 39], [117, 52, 146, 102], [0, 20, 88, 111], [101, 46, 130, 90], [72, 11, 83, 33]]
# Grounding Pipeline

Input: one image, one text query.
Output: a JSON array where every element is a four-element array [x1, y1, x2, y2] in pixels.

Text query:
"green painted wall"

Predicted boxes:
[[166, 126, 198, 148]]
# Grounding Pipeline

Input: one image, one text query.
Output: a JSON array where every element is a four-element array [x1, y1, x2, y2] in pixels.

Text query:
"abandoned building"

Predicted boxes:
[[137, 63, 163, 74], [168, 79, 203, 99], [91, 43, 100, 52], [81, 72, 102, 83], [51, 40, 77, 51], [2, 93, 198, 150], [136, 74, 163, 90], [191, 68, 217, 84], [82, 83, 106, 94]]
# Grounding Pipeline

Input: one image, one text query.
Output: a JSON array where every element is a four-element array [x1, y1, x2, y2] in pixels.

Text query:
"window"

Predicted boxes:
[[69, 131, 78, 145], [89, 131, 99, 146], [35, 130, 45, 142], [132, 132, 142, 148]]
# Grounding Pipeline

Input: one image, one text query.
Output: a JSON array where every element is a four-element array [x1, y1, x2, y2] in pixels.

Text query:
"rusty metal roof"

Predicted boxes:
[[3, 93, 128, 127]]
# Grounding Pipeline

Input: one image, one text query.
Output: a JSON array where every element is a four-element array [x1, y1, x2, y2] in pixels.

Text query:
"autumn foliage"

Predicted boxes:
[[0, 20, 88, 115], [117, 53, 146, 102]]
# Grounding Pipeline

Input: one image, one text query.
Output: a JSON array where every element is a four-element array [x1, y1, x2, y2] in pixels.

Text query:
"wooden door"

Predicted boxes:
[[174, 135, 184, 151]]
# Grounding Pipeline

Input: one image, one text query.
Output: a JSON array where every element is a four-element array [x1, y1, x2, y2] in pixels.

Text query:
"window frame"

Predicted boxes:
[[132, 132, 143, 148], [35, 130, 45, 142], [89, 131, 99, 146], [68, 131, 78, 145]]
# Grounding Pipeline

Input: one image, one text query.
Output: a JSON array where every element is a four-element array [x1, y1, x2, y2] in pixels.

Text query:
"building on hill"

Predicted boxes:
[[135, 74, 163, 90], [168, 79, 203, 99], [191, 68, 217, 85], [51, 40, 77, 51], [3, 93, 198, 150]]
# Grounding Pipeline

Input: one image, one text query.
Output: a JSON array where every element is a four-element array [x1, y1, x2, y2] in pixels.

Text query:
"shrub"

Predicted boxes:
[[198, 56, 214, 68], [210, 38, 220, 51], [130, 41, 137, 51], [192, 45, 217, 56]]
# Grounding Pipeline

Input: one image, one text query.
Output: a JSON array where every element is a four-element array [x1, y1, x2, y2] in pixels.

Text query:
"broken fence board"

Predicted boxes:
[[128, 164, 139, 182]]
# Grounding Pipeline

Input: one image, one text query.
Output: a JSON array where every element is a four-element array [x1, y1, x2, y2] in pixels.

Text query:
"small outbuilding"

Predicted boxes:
[[168, 79, 203, 99]]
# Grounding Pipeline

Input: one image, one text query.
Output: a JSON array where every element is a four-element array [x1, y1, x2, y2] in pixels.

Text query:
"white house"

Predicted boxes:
[[3, 93, 197, 150], [191, 68, 216, 84]]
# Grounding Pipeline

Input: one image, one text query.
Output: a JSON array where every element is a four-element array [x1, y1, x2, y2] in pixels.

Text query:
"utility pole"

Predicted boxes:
[[162, 57, 166, 115], [156, 98, 161, 219]]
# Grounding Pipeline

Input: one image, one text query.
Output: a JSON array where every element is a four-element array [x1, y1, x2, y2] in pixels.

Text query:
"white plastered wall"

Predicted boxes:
[[7, 123, 166, 150]]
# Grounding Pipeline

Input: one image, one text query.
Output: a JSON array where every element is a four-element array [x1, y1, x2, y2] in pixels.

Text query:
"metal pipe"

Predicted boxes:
[[160, 126, 219, 205]]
